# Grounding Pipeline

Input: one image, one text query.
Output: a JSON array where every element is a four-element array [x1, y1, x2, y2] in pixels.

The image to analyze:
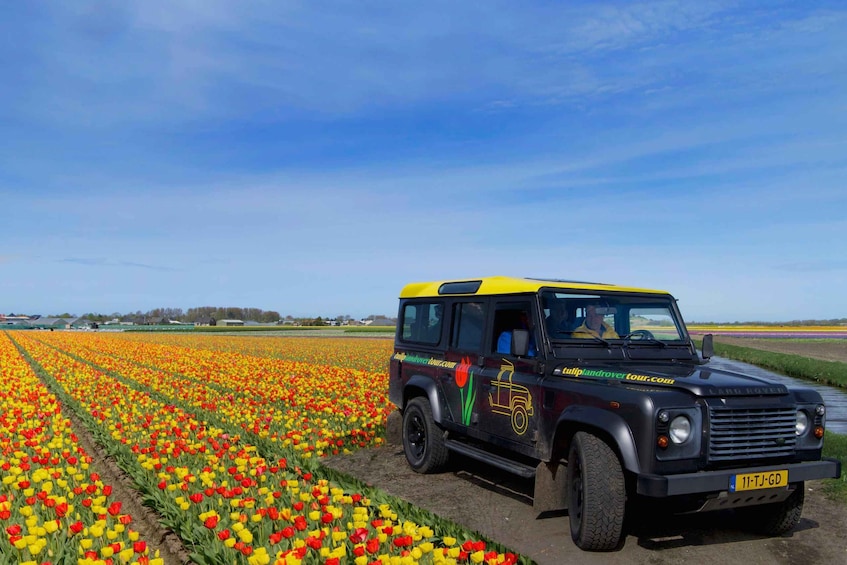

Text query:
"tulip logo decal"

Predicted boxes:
[[455, 357, 476, 426]]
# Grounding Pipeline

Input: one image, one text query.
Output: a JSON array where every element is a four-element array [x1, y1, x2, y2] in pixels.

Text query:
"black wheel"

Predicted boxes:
[[567, 432, 626, 551], [735, 482, 805, 535], [402, 397, 449, 473]]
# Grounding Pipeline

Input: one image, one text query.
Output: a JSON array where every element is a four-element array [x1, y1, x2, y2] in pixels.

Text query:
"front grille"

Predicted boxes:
[[708, 406, 796, 462]]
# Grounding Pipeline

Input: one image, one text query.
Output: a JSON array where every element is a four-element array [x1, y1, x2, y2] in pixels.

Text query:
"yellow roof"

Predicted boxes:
[[399, 276, 669, 298]]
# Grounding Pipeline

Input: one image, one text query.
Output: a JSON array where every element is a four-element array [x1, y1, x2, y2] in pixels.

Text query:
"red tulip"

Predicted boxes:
[[455, 357, 472, 388], [349, 527, 368, 543]]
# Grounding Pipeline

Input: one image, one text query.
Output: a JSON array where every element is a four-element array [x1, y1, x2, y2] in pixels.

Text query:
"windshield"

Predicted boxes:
[[541, 291, 687, 344]]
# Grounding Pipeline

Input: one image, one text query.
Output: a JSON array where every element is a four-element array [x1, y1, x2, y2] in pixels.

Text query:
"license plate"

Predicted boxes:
[[729, 470, 788, 492]]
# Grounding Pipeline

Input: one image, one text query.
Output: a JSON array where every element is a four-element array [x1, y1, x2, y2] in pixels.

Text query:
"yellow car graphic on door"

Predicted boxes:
[[488, 363, 534, 435]]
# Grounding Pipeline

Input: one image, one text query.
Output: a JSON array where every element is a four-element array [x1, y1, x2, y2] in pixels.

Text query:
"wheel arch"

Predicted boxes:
[[403, 375, 444, 423], [550, 406, 640, 473]]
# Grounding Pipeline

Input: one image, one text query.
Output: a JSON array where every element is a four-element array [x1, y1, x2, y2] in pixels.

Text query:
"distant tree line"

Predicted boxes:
[[67, 306, 281, 323], [185, 306, 282, 323], [54, 308, 392, 326]]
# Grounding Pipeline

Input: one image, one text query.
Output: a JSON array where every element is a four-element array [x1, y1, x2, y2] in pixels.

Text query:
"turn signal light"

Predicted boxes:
[[814, 426, 824, 439], [657, 435, 669, 449]]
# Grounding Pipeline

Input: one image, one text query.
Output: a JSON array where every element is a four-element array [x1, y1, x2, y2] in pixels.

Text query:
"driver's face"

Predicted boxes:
[[586, 306, 602, 328]]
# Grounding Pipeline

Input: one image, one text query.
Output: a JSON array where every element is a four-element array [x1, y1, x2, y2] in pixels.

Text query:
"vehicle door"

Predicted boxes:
[[442, 300, 489, 432], [477, 299, 543, 453]]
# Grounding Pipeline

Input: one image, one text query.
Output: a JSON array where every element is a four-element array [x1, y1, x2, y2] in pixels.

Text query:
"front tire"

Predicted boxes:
[[736, 482, 805, 535], [567, 432, 626, 551], [402, 397, 449, 473]]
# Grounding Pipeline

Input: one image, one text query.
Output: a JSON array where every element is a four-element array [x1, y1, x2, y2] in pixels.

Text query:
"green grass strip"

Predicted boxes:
[[822, 431, 847, 501], [694, 338, 847, 389]]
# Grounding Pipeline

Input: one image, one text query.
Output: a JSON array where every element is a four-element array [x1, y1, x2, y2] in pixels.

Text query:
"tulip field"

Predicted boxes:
[[687, 325, 847, 339], [1, 331, 524, 565]]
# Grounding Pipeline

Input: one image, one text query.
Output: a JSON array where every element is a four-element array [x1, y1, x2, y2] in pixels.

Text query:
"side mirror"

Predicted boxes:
[[512, 329, 530, 356], [701, 334, 714, 360]]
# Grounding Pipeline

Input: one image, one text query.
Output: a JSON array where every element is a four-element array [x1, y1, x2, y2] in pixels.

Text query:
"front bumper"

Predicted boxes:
[[637, 458, 841, 497]]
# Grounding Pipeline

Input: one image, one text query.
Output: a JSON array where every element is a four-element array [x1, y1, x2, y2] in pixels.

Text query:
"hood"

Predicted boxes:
[[555, 363, 788, 397]]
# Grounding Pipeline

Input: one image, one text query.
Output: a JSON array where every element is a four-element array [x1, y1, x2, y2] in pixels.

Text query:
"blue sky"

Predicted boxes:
[[2, 1, 845, 322]]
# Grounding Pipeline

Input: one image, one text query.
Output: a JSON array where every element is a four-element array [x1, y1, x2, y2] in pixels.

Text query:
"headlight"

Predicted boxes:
[[796, 410, 809, 436], [669, 415, 691, 444]]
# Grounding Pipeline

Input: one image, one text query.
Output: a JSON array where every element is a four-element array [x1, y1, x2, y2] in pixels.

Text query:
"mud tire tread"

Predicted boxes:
[[567, 431, 626, 551]]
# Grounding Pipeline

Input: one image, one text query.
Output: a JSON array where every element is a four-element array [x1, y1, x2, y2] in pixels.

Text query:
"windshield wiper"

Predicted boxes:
[[622, 332, 667, 348], [580, 334, 611, 347]]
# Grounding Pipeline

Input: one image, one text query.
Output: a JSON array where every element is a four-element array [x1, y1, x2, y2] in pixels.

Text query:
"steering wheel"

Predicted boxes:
[[624, 329, 656, 341]]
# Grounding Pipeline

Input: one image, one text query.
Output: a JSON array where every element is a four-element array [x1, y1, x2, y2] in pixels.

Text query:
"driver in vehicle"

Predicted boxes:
[[571, 304, 619, 339]]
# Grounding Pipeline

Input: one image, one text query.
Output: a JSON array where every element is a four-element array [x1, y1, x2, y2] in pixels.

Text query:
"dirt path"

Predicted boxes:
[[63, 406, 192, 565], [322, 438, 847, 565]]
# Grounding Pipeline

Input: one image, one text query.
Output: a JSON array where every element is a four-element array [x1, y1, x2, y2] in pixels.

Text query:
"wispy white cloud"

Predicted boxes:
[[2, 1, 846, 320]]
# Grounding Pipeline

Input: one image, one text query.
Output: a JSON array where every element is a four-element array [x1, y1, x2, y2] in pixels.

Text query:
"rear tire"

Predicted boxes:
[[567, 432, 626, 551], [736, 482, 805, 535], [402, 397, 449, 473]]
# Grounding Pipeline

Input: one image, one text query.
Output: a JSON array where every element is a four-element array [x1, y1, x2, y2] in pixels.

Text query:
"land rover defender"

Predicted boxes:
[[387, 276, 841, 551]]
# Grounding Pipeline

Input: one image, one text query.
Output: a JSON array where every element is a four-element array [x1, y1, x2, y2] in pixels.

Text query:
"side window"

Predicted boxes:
[[401, 302, 443, 344], [491, 301, 536, 356], [450, 302, 485, 352]]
